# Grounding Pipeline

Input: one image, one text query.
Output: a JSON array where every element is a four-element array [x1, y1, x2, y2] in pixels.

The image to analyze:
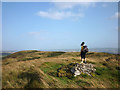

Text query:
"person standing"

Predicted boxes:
[[80, 42, 88, 63]]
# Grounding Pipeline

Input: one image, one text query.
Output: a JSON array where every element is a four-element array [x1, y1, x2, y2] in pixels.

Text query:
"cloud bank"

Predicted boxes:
[[37, 11, 84, 20], [36, 2, 96, 20]]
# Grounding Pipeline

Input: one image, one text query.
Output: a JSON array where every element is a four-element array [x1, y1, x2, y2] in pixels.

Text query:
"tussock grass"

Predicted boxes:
[[18, 68, 44, 88], [18, 57, 41, 61], [2, 50, 120, 88], [46, 52, 66, 57], [40, 62, 64, 76], [4, 50, 38, 58], [76, 80, 91, 87]]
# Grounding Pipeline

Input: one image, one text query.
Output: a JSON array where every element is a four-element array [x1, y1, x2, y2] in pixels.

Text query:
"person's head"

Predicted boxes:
[[81, 42, 85, 46]]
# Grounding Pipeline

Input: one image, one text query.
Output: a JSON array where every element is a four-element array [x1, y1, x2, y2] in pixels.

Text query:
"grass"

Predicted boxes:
[[2, 50, 120, 88], [80, 73, 89, 78], [4, 50, 38, 58], [18, 69, 43, 88], [57, 63, 76, 78], [95, 67, 106, 75], [86, 60, 96, 64], [76, 80, 91, 87], [40, 62, 64, 77], [46, 52, 66, 57], [3, 65, 46, 88], [95, 66, 119, 86], [18, 56, 41, 61]]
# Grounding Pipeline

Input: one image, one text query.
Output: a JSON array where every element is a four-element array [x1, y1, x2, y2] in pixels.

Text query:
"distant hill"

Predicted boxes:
[[2, 50, 120, 88], [0, 52, 14, 58], [1, 53, 12, 56]]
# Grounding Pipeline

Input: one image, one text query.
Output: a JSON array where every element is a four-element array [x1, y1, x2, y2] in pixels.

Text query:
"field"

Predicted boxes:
[[2, 50, 120, 88]]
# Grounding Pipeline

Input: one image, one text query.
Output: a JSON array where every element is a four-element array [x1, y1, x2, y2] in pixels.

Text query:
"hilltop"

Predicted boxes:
[[2, 50, 120, 88]]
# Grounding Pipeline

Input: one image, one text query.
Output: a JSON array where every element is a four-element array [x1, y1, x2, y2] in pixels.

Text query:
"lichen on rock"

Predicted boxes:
[[57, 62, 96, 78], [71, 63, 96, 77]]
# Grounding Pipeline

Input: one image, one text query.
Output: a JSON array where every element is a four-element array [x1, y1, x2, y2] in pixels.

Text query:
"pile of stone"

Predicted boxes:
[[71, 63, 96, 77]]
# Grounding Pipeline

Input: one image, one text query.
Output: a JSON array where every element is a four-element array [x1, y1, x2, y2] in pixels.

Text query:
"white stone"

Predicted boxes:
[[74, 70, 81, 75], [71, 63, 96, 77]]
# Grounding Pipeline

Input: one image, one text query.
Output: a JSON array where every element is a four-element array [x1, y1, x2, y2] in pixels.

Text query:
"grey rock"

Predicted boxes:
[[71, 63, 96, 77]]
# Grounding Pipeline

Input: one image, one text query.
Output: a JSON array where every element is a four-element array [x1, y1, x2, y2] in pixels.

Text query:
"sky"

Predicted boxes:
[[2, 2, 119, 51]]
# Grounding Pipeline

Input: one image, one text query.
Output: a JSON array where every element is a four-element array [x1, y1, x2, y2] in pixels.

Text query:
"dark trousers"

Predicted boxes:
[[81, 51, 86, 59]]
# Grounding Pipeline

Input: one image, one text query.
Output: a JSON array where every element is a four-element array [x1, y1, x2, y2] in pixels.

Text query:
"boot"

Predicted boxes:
[[81, 59, 83, 63]]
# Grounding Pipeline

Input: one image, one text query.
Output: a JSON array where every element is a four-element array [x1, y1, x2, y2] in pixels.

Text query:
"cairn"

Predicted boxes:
[[71, 63, 96, 77]]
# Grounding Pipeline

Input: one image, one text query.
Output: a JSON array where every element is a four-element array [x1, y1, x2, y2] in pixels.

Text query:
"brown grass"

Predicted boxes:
[[2, 50, 120, 88]]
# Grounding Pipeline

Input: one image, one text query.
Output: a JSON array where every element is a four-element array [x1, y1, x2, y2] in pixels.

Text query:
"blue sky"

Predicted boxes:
[[2, 2, 118, 51]]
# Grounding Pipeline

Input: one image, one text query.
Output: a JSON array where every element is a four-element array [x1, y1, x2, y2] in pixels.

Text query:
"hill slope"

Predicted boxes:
[[2, 50, 120, 88]]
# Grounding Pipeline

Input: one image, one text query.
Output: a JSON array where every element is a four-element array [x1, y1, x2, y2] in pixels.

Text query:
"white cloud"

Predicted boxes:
[[36, 2, 96, 20], [36, 2, 97, 20], [37, 11, 84, 20], [111, 12, 120, 19]]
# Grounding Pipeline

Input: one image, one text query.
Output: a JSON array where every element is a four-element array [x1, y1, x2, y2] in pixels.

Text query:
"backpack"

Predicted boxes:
[[83, 45, 88, 53]]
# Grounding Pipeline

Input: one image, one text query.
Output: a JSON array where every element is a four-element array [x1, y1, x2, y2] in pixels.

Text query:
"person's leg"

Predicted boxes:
[[84, 53, 86, 63], [83, 52, 86, 63], [81, 52, 83, 63]]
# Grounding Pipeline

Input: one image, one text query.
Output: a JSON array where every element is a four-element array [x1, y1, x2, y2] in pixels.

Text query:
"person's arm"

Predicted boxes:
[[81, 46, 84, 52], [80, 46, 83, 55]]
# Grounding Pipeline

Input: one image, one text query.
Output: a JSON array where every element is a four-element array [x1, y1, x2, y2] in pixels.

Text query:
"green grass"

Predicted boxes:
[[57, 77, 71, 84], [40, 62, 64, 76], [2, 50, 120, 88], [80, 73, 89, 78], [95, 66, 119, 83], [57, 63, 76, 78], [95, 67, 106, 75]]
